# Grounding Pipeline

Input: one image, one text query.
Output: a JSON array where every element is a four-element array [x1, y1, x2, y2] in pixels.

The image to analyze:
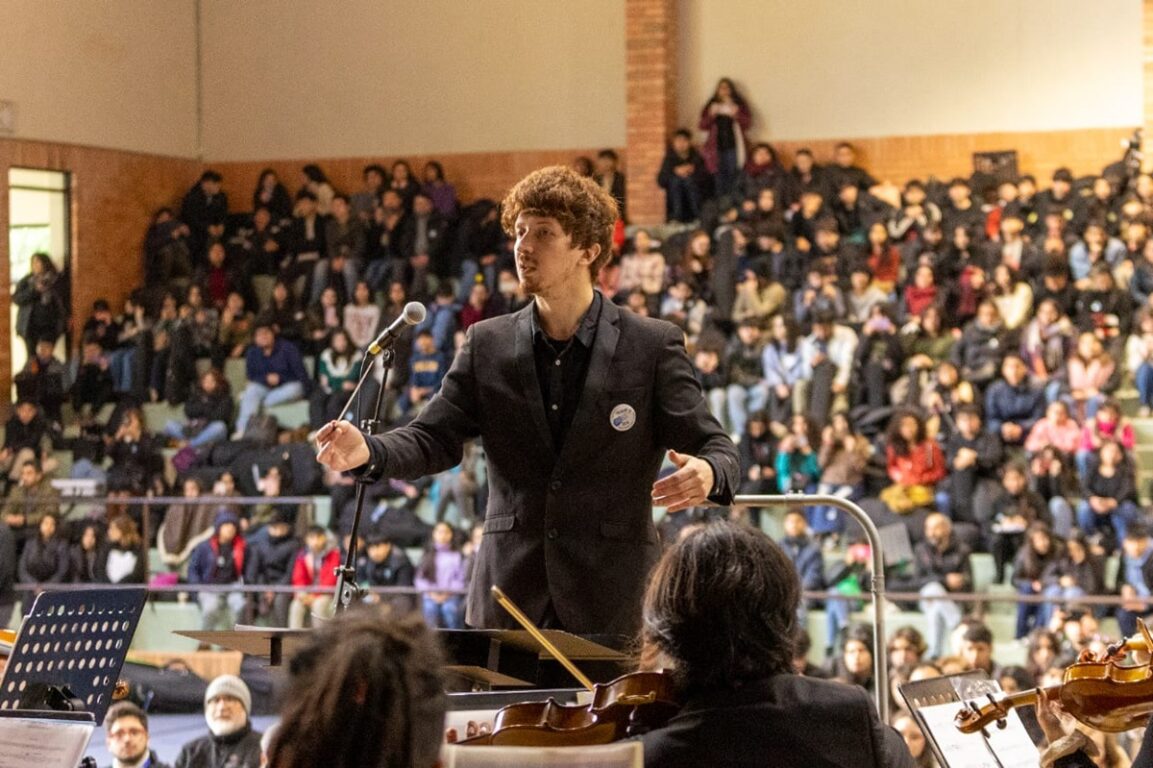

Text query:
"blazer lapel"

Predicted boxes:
[[557, 298, 621, 466], [515, 307, 557, 459]]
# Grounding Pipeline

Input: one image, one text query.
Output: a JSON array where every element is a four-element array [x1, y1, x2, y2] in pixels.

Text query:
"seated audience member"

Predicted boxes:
[[827, 623, 877, 694], [914, 514, 972, 660], [988, 462, 1054, 584], [14, 337, 68, 426], [814, 412, 869, 537], [70, 522, 108, 584], [891, 712, 932, 768], [0, 522, 13, 626], [1012, 522, 1063, 639], [657, 129, 711, 223], [951, 300, 1008, 390], [854, 304, 904, 414], [105, 407, 166, 498], [774, 414, 821, 495], [163, 368, 233, 449], [244, 510, 298, 627], [422, 159, 458, 218], [72, 336, 116, 417], [792, 628, 831, 679], [778, 509, 825, 621], [984, 353, 1046, 447], [794, 266, 846, 328], [458, 280, 500, 332], [1024, 400, 1081, 457], [195, 242, 244, 312], [989, 264, 1033, 331], [105, 702, 170, 768], [761, 313, 805, 428], [638, 521, 913, 767], [1047, 530, 1106, 616], [158, 476, 222, 568], [105, 514, 147, 584], [1077, 438, 1139, 549], [188, 510, 247, 632], [844, 265, 888, 326], [175, 675, 261, 768], [309, 328, 363, 429], [342, 280, 380, 350], [216, 291, 254, 363], [267, 610, 445, 768], [881, 410, 945, 515], [958, 623, 999, 678], [886, 626, 927, 672], [1129, 307, 1153, 416], [289, 525, 340, 628], [397, 329, 448, 417], [1063, 331, 1116, 421], [234, 322, 311, 437], [18, 514, 69, 605], [1029, 446, 1079, 541], [798, 310, 858, 425], [618, 230, 666, 309], [724, 320, 767, 439], [2, 458, 61, 551], [414, 522, 466, 629], [1115, 523, 1153, 640], [1020, 298, 1074, 402], [1075, 398, 1135, 478], [0, 398, 54, 488], [358, 532, 417, 614], [938, 404, 1002, 540]]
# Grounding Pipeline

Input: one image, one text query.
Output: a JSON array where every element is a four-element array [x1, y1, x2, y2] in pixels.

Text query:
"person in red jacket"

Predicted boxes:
[[882, 409, 946, 514], [289, 525, 341, 628]]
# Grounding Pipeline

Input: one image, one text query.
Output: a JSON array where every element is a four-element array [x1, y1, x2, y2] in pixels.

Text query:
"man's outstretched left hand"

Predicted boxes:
[[651, 449, 714, 513]]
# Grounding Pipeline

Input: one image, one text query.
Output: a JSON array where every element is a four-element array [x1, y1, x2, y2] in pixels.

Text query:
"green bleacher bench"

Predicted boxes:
[[266, 400, 310, 430], [132, 601, 203, 652]]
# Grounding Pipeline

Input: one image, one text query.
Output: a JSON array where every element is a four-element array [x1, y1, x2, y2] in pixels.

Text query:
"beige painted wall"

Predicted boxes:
[[0, 0, 199, 157], [199, 0, 628, 161], [678, 0, 1143, 141]]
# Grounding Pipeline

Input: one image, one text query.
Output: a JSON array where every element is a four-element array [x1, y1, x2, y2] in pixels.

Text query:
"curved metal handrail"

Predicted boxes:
[[733, 493, 888, 718]]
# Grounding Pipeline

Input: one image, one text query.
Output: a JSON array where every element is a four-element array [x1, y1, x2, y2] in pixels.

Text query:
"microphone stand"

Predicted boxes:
[[331, 345, 397, 614]]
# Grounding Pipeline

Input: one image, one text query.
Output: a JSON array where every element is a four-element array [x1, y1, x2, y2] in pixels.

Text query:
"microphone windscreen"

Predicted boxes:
[[403, 302, 427, 325]]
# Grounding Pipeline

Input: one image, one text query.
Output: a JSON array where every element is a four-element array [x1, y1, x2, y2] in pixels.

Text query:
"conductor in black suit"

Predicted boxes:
[[316, 165, 739, 637], [640, 522, 914, 768]]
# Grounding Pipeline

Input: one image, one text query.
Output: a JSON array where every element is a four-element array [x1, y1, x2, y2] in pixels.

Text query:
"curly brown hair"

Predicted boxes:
[[500, 165, 619, 281]]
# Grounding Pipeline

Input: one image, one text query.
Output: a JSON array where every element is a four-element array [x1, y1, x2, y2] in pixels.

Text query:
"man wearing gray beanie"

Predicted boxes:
[[174, 674, 262, 768]]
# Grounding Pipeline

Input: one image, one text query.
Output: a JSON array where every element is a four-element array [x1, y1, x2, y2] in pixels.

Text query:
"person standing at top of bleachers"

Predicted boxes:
[[234, 322, 310, 438]]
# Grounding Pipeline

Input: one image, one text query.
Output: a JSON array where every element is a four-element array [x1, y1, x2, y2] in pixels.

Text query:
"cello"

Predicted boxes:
[[955, 619, 1153, 734], [448, 586, 679, 747]]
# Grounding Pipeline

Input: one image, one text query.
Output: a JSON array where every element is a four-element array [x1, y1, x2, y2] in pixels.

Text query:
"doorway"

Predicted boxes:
[[8, 167, 71, 385]]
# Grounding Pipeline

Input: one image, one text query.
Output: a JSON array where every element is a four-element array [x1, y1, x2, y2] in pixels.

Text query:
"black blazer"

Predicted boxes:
[[361, 298, 738, 636], [641, 675, 915, 768]]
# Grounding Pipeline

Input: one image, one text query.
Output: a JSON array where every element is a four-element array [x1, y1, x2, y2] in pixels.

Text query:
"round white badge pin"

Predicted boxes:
[[610, 404, 636, 432]]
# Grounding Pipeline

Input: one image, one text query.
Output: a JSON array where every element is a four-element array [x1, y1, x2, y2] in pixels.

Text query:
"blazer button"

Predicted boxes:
[[547, 528, 559, 540], [550, 479, 561, 491]]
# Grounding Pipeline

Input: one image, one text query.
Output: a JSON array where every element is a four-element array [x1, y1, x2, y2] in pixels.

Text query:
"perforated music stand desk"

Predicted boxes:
[[0, 588, 147, 722]]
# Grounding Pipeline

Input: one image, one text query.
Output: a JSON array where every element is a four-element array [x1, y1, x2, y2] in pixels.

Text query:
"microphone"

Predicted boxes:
[[367, 301, 426, 355]]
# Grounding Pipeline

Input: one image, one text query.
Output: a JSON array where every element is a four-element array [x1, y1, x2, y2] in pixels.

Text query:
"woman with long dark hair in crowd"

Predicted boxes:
[[1011, 522, 1063, 638], [300, 164, 335, 215], [698, 77, 752, 199], [421, 160, 458, 218], [252, 168, 292, 222], [105, 514, 146, 584], [881, 410, 946, 514], [414, 522, 466, 630], [309, 328, 363, 430], [13, 252, 66, 359], [69, 521, 108, 583], [163, 367, 232, 449], [18, 514, 69, 606]]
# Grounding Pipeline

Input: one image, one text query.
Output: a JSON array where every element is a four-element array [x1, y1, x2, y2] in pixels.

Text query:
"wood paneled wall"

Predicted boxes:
[[0, 138, 201, 408]]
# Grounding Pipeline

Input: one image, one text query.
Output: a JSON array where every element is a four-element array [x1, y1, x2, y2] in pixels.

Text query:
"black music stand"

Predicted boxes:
[[0, 588, 148, 724]]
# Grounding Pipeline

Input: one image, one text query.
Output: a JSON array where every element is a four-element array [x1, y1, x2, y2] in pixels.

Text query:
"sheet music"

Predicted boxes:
[[918, 703, 1039, 768], [442, 741, 642, 768], [0, 714, 94, 768]]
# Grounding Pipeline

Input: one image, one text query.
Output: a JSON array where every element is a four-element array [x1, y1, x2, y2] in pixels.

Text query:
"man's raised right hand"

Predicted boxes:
[[315, 421, 371, 472]]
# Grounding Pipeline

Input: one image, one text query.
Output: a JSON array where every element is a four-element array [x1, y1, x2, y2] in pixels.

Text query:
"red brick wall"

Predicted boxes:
[[625, 0, 679, 226]]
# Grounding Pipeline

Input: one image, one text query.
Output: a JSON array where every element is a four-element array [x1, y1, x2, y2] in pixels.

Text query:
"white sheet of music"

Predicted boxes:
[[917, 702, 1039, 768], [0, 714, 94, 768], [442, 741, 642, 768]]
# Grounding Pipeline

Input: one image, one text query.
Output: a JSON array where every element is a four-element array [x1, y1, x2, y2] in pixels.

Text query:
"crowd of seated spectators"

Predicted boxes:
[[7, 79, 1153, 734]]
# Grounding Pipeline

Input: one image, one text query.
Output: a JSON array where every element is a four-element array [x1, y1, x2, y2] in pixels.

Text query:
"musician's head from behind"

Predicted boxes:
[[642, 521, 799, 692], [269, 608, 446, 768], [105, 702, 153, 767], [501, 165, 619, 294]]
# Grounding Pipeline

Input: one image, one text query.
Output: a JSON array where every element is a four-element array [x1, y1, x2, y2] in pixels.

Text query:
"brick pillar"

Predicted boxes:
[[1145, 0, 1153, 170], [625, 0, 678, 226]]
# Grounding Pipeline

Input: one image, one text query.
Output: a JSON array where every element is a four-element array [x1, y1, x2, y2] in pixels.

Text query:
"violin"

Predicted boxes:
[[955, 619, 1153, 734], [456, 670, 679, 746], [450, 586, 680, 747]]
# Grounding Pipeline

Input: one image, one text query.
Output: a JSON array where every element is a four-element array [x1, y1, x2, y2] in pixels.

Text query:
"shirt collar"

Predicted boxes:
[[530, 291, 602, 348]]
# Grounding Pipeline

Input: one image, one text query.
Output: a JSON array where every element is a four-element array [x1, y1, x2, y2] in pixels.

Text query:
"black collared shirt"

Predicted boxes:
[[531, 292, 602, 451]]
